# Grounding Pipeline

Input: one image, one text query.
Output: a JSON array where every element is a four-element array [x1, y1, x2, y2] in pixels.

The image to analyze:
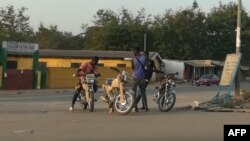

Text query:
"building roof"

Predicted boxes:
[[184, 60, 215, 67], [211, 60, 224, 67], [8, 49, 160, 60], [39, 49, 133, 59]]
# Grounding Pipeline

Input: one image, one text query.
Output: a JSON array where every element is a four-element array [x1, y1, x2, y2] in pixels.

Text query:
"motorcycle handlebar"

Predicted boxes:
[[72, 73, 101, 78], [154, 70, 178, 76], [109, 67, 121, 73]]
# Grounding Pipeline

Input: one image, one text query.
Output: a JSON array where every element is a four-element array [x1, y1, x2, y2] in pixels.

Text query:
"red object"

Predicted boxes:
[[6, 69, 33, 90]]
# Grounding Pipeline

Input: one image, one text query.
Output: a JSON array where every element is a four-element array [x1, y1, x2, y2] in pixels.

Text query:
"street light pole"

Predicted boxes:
[[144, 33, 147, 51], [235, 0, 241, 96]]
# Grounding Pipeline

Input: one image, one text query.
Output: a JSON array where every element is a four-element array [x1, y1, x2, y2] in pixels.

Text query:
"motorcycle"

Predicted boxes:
[[101, 67, 135, 115], [74, 73, 99, 112], [153, 72, 178, 112]]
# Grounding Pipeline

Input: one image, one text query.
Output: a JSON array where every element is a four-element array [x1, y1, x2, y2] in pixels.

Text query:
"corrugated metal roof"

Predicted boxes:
[[212, 61, 224, 66], [7, 49, 160, 60], [184, 60, 215, 67], [39, 49, 133, 59]]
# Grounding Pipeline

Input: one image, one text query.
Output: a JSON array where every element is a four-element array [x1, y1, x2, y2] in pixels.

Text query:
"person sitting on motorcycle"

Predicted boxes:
[[69, 56, 100, 111]]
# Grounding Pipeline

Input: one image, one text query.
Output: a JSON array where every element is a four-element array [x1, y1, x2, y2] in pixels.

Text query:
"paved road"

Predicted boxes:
[[0, 83, 249, 141]]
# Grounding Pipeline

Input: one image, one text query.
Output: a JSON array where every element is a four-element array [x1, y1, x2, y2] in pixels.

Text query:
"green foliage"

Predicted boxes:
[[0, 5, 34, 42], [35, 24, 60, 49], [152, 7, 207, 60], [84, 8, 153, 51], [0, 2, 250, 66], [206, 2, 250, 65], [34, 23, 84, 50], [206, 2, 238, 60]]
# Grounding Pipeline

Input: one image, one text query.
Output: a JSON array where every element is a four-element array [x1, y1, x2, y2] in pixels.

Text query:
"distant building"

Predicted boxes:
[[162, 59, 224, 81], [161, 59, 185, 80], [160, 59, 250, 83], [0, 49, 162, 89]]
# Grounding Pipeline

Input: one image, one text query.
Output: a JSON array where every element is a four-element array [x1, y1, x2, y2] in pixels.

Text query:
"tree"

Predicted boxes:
[[206, 2, 250, 65], [152, 2, 207, 60], [240, 13, 250, 65], [35, 24, 61, 49], [35, 23, 85, 49], [83, 8, 153, 51], [0, 5, 34, 42]]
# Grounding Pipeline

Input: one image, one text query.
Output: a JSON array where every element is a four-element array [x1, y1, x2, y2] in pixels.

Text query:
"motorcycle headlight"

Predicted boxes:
[[123, 75, 127, 82]]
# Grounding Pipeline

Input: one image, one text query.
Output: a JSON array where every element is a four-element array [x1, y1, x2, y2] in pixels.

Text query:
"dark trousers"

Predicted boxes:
[[132, 78, 147, 109], [71, 90, 80, 107], [136, 80, 149, 108]]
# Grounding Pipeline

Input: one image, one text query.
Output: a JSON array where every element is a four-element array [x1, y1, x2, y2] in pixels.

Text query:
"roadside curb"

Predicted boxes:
[[174, 105, 192, 111], [0, 89, 74, 95], [205, 107, 250, 113], [173, 100, 250, 113]]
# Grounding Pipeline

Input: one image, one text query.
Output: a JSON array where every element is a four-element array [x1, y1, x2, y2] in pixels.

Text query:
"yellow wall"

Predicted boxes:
[[6, 56, 133, 89], [46, 68, 77, 88], [8, 56, 33, 69], [101, 60, 132, 67], [39, 58, 89, 68], [7, 56, 132, 69], [0, 66, 2, 88], [46, 67, 132, 89], [39, 57, 132, 68]]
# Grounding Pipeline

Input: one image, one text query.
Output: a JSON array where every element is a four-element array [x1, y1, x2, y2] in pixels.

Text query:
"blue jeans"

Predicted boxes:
[[132, 78, 147, 108]]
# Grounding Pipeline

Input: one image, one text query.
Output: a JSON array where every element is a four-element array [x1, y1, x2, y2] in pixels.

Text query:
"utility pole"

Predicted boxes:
[[235, 0, 241, 96], [144, 33, 147, 51]]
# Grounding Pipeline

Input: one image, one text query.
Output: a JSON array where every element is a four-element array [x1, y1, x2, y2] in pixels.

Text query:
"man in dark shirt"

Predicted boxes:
[[137, 51, 157, 110], [131, 47, 147, 112]]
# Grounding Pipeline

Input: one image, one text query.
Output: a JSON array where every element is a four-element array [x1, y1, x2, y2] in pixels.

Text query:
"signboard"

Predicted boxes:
[[220, 53, 241, 86], [2, 41, 38, 53]]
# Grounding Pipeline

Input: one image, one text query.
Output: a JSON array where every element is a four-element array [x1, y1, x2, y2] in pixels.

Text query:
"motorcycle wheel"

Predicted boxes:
[[88, 91, 94, 112], [82, 102, 88, 110], [113, 91, 134, 115], [158, 92, 176, 112], [77, 91, 87, 110]]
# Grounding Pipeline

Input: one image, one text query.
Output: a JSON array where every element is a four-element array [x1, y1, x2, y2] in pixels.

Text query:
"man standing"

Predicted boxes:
[[137, 51, 157, 110], [131, 47, 148, 112]]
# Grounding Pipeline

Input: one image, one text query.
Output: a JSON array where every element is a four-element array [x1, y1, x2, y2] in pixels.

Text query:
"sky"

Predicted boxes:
[[0, 0, 249, 35]]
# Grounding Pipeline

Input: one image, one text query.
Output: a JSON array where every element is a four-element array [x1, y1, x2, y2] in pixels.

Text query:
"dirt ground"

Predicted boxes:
[[1, 85, 249, 141]]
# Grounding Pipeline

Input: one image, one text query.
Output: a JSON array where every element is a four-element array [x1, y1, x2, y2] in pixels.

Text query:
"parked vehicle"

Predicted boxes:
[[74, 73, 99, 112], [101, 67, 135, 115], [153, 72, 177, 112], [195, 74, 220, 86]]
